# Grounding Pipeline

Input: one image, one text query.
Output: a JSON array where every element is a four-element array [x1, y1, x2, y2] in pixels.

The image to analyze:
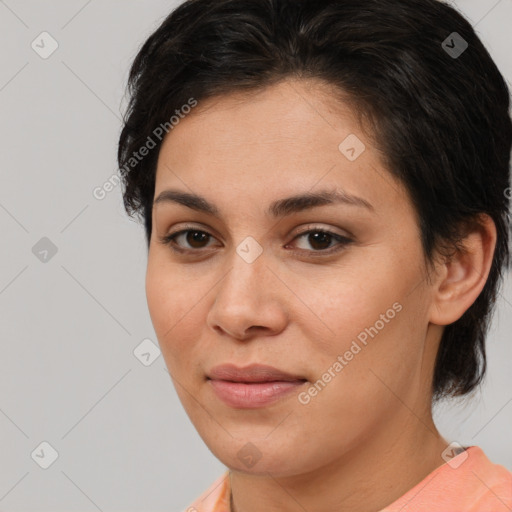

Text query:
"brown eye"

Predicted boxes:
[[159, 229, 216, 252], [290, 229, 352, 253], [183, 230, 211, 248], [159, 226, 352, 256], [305, 231, 333, 250]]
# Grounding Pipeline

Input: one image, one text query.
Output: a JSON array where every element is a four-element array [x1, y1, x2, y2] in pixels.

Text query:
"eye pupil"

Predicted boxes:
[[309, 231, 331, 250], [187, 231, 209, 248]]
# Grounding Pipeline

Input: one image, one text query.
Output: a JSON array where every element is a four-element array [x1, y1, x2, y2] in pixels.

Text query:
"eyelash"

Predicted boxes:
[[158, 225, 353, 257]]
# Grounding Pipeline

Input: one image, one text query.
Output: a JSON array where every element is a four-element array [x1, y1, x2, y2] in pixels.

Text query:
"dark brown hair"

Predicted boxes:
[[118, 0, 512, 401]]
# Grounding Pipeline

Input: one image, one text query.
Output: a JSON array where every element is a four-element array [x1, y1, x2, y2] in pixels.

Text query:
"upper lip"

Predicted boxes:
[[208, 364, 306, 383]]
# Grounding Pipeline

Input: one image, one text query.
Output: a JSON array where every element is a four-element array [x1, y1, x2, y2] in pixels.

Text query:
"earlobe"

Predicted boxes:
[[429, 214, 497, 326]]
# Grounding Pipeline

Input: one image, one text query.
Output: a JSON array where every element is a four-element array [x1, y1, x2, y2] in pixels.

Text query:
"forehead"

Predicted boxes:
[[161, 79, 359, 148], [153, 78, 407, 218]]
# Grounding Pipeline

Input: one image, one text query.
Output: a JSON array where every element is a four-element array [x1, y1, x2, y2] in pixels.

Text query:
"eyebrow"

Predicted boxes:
[[153, 188, 375, 218]]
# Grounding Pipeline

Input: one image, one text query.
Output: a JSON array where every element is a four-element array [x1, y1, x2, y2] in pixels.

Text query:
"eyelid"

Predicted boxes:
[[158, 223, 219, 253], [294, 223, 352, 239], [287, 226, 353, 256], [159, 222, 353, 256]]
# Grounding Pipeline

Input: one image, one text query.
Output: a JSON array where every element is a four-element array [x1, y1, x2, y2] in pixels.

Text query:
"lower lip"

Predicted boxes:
[[208, 379, 306, 408]]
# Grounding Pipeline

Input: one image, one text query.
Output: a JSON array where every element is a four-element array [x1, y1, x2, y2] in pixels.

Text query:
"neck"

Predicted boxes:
[[229, 411, 448, 512]]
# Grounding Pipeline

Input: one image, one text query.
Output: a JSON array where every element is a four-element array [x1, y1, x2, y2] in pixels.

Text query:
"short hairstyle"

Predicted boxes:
[[117, 0, 512, 401]]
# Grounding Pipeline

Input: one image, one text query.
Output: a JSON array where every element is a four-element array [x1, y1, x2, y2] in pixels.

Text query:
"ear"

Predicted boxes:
[[429, 214, 497, 326]]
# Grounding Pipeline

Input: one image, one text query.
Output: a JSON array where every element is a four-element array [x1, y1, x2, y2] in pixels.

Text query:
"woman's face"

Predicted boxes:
[[146, 79, 441, 476]]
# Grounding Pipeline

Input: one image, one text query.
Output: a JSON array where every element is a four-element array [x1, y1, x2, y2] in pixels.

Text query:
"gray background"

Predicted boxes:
[[0, 1, 511, 511]]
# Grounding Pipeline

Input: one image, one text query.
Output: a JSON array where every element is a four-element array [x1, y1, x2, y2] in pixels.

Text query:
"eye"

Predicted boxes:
[[158, 225, 353, 255], [289, 227, 352, 254], [159, 227, 217, 253]]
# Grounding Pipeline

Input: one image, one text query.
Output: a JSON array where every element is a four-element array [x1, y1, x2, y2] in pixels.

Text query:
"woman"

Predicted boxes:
[[117, 0, 512, 510]]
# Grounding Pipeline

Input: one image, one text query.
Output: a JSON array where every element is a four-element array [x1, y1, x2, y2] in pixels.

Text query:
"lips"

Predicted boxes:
[[207, 363, 307, 383], [207, 364, 307, 408]]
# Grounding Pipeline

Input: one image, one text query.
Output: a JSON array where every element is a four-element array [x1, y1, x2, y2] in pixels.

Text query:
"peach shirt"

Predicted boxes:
[[183, 446, 512, 512]]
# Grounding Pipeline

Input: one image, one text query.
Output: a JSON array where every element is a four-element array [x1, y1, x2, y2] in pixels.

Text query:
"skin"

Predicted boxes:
[[145, 78, 497, 512]]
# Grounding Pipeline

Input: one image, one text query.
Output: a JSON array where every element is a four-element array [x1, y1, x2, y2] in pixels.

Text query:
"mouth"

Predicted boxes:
[[207, 363, 308, 408], [207, 363, 307, 383]]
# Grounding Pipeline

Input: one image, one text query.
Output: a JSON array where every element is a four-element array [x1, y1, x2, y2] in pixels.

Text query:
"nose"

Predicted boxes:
[[206, 247, 288, 341]]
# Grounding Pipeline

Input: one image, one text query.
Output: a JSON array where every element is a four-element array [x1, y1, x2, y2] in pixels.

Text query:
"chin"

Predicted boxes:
[[202, 435, 320, 478]]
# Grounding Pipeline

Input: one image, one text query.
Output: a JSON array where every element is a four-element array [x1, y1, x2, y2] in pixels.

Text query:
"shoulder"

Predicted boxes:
[[467, 446, 512, 511], [380, 446, 512, 512], [181, 471, 231, 512]]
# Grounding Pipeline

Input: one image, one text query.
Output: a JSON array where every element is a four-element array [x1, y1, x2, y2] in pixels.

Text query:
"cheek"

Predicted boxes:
[[308, 289, 428, 413], [299, 269, 398, 346], [145, 258, 202, 350], [300, 257, 427, 372]]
